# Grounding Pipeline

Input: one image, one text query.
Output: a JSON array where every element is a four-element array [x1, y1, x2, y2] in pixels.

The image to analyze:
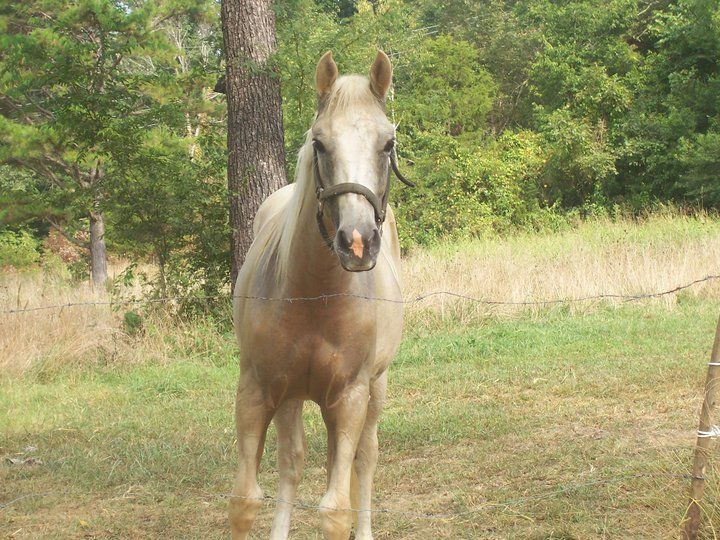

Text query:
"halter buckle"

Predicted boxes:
[[315, 186, 325, 215]]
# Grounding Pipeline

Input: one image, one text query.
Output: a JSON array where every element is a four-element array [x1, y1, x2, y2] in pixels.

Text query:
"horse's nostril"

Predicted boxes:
[[372, 228, 380, 243], [337, 228, 352, 249]]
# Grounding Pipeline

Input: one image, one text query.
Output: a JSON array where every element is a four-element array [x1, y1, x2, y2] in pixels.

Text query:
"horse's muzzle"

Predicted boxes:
[[335, 224, 381, 272]]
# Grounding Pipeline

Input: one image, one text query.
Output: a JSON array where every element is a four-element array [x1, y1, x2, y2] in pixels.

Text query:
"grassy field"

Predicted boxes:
[[2, 213, 720, 538]]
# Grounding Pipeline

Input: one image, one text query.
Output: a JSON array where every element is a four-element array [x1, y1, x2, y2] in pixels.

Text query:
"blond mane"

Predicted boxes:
[[258, 75, 385, 285]]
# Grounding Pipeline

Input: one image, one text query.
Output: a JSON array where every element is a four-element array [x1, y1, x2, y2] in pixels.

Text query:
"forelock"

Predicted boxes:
[[319, 75, 385, 116]]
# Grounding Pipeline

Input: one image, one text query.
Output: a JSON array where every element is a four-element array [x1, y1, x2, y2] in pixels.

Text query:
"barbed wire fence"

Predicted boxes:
[[2, 274, 720, 536], [3, 274, 720, 316]]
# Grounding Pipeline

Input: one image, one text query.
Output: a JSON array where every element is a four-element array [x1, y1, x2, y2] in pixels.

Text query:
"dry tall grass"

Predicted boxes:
[[2, 212, 720, 375], [0, 266, 226, 376], [403, 212, 720, 321], [1, 270, 122, 375]]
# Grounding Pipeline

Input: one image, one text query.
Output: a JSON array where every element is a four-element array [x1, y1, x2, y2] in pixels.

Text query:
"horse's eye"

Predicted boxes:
[[313, 139, 326, 153]]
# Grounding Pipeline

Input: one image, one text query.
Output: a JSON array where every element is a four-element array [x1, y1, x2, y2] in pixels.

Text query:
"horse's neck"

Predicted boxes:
[[283, 182, 357, 297]]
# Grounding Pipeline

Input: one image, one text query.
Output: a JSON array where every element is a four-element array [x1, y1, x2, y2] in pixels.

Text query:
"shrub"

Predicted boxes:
[[678, 132, 720, 208], [123, 310, 144, 337], [393, 130, 547, 248], [0, 229, 40, 268]]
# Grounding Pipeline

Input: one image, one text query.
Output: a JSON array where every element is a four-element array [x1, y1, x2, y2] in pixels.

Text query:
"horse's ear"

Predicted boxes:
[[370, 50, 393, 99], [316, 51, 338, 99]]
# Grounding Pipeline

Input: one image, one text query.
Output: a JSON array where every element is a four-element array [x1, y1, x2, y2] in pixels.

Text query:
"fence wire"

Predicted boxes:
[[2, 274, 719, 316]]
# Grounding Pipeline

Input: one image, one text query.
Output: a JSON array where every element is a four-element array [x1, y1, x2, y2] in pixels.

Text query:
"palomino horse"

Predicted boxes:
[[229, 50, 412, 540]]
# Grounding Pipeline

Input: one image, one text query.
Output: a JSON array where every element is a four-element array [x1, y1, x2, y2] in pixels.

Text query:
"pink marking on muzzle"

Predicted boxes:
[[351, 229, 364, 259]]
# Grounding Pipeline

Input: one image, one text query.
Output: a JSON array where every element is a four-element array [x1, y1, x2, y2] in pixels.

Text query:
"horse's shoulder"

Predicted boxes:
[[253, 183, 296, 237]]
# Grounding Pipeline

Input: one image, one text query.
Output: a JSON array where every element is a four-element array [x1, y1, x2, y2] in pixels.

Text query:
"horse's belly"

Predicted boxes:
[[237, 302, 381, 404]]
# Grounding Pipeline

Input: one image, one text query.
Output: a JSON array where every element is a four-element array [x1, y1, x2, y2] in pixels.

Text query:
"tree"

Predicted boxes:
[[0, 1, 158, 286], [106, 2, 230, 305], [108, 0, 230, 304], [221, 0, 287, 287]]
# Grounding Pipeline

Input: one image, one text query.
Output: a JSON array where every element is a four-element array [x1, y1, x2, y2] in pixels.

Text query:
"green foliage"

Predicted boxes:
[[3, 0, 720, 299], [0, 0, 228, 304], [274, 0, 720, 248], [0, 0, 156, 178], [612, 0, 720, 204], [0, 166, 51, 225], [678, 132, 720, 206], [314, 0, 359, 18], [107, 126, 230, 307], [394, 130, 546, 247], [0, 228, 40, 268], [536, 109, 618, 207], [396, 35, 495, 136], [122, 310, 144, 337]]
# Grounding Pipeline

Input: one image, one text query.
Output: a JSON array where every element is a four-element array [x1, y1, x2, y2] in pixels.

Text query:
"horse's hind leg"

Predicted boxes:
[[269, 398, 306, 540], [319, 382, 370, 540], [229, 375, 274, 540], [352, 372, 387, 540]]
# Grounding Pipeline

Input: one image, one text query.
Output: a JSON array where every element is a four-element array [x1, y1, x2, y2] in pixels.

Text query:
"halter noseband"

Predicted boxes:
[[313, 145, 415, 250]]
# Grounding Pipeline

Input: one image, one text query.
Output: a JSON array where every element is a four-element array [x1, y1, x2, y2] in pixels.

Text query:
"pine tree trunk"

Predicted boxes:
[[221, 0, 287, 289], [89, 209, 108, 288]]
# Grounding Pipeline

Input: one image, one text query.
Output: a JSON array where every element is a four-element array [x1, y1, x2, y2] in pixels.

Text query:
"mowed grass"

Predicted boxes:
[[3, 298, 720, 539]]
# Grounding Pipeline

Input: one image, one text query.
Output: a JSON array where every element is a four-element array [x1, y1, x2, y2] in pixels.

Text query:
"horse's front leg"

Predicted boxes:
[[229, 373, 274, 540], [269, 398, 306, 540], [351, 371, 387, 540], [319, 381, 370, 540]]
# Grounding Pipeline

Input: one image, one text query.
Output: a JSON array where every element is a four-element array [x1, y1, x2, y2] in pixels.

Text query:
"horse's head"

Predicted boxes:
[[311, 50, 400, 272]]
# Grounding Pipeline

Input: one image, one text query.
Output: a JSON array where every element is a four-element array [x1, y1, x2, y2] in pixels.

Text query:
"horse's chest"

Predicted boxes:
[[244, 302, 377, 399], [280, 305, 373, 359]]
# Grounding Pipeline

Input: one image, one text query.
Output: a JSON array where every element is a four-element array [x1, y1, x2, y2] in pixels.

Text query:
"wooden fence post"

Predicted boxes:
[[683, 313, 720, 539]]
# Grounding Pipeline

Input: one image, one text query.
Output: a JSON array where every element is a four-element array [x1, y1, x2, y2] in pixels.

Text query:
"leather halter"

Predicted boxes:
[[313, 145, 415, 250]]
